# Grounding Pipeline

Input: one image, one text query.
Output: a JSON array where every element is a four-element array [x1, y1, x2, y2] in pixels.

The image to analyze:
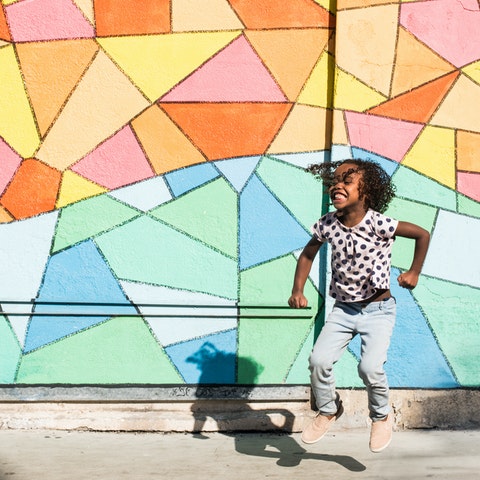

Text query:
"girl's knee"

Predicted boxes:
[[357, 359, 384, 383]]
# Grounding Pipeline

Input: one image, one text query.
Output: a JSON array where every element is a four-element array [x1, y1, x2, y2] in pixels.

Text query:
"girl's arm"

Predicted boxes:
[[288, 237, 323, 308], [394, 221, 430, 289]]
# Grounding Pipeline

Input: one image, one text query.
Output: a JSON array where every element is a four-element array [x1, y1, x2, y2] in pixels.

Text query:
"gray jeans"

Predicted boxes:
[[309, 297, 396, 421]]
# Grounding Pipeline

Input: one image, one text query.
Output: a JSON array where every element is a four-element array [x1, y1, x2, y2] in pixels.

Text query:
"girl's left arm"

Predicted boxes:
[[394, 221, 430, 289]]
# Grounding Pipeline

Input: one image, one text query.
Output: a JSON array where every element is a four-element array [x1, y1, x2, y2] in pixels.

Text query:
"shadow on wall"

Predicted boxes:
[[186, 342, 365, 470]]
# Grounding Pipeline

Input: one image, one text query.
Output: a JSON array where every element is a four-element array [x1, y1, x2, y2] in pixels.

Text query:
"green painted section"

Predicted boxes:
[[412, 276, 480, 386], [285, 326, 314, 384], [238, 256, 321, 383], [0, 316, 21, 383], [385, 197, 437, 270], [238, 317, 314, 383], [150, 178, 238, 258], [95, 216, 238, 299], [256, 156, 324, 230], [53, 195, 141, 252], [457, 193, 480, 218], [392, 165, 457, 211], [16, 317, 183, 384]]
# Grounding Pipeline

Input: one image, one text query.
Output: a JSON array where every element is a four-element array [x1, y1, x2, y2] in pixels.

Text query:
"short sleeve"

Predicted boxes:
[[371, 211, 398, 239]]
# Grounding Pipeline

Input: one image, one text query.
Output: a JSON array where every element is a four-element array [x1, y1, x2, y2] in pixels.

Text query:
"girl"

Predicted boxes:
[[288, 159, 430, 453]]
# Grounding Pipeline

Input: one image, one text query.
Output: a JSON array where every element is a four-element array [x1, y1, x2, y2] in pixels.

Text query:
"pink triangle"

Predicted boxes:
[[6, 0, 94, 42], [345, 112, 424, 163], [0, 138, 22, 196], [401, 0, 480, 68], [457, 172, 480, 202], [161, 36, 287, 102], [71, 126, 155, 190]]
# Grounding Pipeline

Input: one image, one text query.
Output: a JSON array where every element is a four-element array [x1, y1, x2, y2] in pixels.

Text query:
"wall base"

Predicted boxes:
[[0, 389, 478, 432]]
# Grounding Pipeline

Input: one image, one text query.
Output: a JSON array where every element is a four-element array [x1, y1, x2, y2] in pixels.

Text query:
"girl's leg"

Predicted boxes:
[[309, 302, 355, 415], [356, 298, 396, 421]]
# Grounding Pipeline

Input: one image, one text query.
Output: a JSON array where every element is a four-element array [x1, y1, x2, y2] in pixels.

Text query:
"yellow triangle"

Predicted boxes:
[[333, 67, 387, 111], [462, 61, 480, 86], [403, 126, 456, 189], [0, 45, 40, 157], [297, 51, 335, 108], [56, 170, 107, 208], [172, 0, 243, 32], [98, 31, 242, 102]]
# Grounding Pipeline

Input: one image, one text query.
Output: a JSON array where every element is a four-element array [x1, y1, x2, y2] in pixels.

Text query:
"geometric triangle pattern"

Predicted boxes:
[[0, 1, 479, 390]]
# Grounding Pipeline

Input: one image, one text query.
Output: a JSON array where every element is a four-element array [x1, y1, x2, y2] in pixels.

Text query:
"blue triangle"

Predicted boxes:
[[165, 330, 237, 384], [347, 268, 458, 388], [214, 155, 261, 192], [239, 175, 310, 270], [270, 151, 329, 169], [351, 147, 399, 177], [164, 163, 219, 197], [24, 241, 135, 353]]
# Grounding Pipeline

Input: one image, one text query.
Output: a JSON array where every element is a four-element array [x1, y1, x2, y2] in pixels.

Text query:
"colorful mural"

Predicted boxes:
[[0, 0, 479, 388]]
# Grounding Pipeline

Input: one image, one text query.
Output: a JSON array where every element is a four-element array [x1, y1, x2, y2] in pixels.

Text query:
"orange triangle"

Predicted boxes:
[[245, 29, 330, 101], [392, 27, 455, 96], [229, 0, 334, 29], [0, 6, 11, 42], [368, 71, 460, 123], [0, 159, 62, 220], [16, 39, 99, 136], [159, 103, 293, 160]]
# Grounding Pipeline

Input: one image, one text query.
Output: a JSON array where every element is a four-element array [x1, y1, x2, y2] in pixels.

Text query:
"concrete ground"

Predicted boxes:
[[0, 429, 479, 480]]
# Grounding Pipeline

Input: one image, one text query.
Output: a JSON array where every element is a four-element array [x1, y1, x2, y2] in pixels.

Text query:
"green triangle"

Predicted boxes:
[[0, 315, 21, 383], [385, 197, 437, 271], [16, 317, 183, 384], [457, 193, 480, 218], [257, 156, 324, 230], [53, 195, 141, 252], [412, 276, 480, 386], [95, 216, 238, 299], [238, 256, 322, 383], [150, 178, 238, 258], [393, 165, 457, 211]]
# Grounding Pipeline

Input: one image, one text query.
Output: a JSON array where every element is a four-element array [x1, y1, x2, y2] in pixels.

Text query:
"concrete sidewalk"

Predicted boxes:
[[0, 429, 479, 480]]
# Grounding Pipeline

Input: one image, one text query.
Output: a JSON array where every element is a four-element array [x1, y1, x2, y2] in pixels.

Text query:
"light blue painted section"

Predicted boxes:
[[270, 151, 329, 168], [351, 147, 399, 177], [24, 240, 135, 353], [165, 330, 237, 383], [423, 210, 480, 288], [347, 268, 458, 388], [109, 176, 172, 211], [331, 145, 352, 162], [214, 155, 261, 192], [239, 175, 310, 270], [0, 212, 59, 345], [164, 163, 219, 197], [119, 281, 237, 346]]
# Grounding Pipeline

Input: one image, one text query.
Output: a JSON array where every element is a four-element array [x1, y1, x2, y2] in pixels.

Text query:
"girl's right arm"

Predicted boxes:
[[288, 237, 323, 308]]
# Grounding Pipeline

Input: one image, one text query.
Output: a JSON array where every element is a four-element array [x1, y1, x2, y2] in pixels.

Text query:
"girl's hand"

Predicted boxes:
[[397, 270, 419, 289], [288, 292, 308, 308]]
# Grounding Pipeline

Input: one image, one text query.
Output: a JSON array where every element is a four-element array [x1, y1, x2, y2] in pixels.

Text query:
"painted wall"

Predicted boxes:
[[0, 0, 478, 389]]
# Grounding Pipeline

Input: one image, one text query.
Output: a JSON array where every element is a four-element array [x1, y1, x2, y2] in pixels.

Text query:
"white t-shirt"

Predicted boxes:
[[312, 209, 398, 302]]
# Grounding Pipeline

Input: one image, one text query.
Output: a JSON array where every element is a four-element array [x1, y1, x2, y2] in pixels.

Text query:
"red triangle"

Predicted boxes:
[[368, 71, 460, 123]]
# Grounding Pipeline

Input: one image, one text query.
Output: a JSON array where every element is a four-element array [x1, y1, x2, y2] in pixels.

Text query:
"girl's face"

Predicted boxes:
[[328, 163, 366, 211]]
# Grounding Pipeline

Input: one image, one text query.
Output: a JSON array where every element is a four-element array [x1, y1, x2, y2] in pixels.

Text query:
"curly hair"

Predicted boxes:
[[307, 159, 396, 213]]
